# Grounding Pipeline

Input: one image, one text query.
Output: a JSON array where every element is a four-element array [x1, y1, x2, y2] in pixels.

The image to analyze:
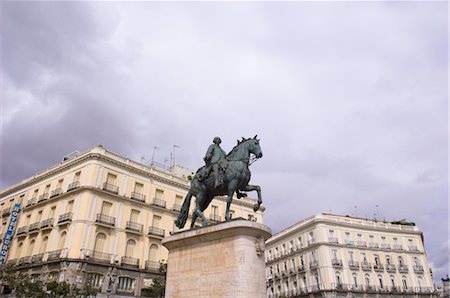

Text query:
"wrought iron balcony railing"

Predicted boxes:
[[126, 221, 143, 233], [31, 253, 44, 263], [130, 191, 146, 202], [413, 265, 424, 273], [67, 181, 80, 191], [83, 249, 114, 264], [328, 237, 338, 243], [331, 259, 343, 267], [96, 213, 116, 226], [409, 245, 419, 252], [171, 204, 182, 211], [40, 218, 54, 230], [148, 226, 165, 237], [361, 262, 372, 271], [386, 264, 396, 272], [152, 198, 166, 208], [368, 242, 379, 248], [37, 193, 49, 203], [58, 212, 73, 224], [373, 263, 384, 271], [398, 265, 409, 273], [393, 244, 403, 250], [29, 222, 40, 233], [348, 260, 359, 269], [47, 249, 63, 261], [17, 226, 28, 235], [145, 260, 160, 271], [309, 260, 319, 269], [356, 241, 367, 247], [50, 188, 63, 198], [380, 243, 391, 249], [26, 198, 36, 207], [121, 256, 139, 267], [103, 182, 119, 194]]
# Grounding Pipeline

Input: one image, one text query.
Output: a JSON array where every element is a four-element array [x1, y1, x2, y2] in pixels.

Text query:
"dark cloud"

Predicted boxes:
[[0, 1, 447, 282]]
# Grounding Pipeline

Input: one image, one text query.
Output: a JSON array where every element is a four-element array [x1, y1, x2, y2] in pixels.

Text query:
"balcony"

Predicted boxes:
[[28, 222, 40, 234], [361, 262, 372, 271], [126, 221, 143, 233], [398, 265, 409, 273], [103, 182, 118, 194], [332, 283, 349, 291], [18, 256, 31, 265], [2, 207, 12, 217], [309, 260, 319, 270], [380, 243, 391, 250], [413, 265, 424, 273], [151, 198, 166, 208], [307, 238, 316, 246], [47, 249, 63, 261], [368, 242, 379, 248], [171, 204, 182, 212], [209, 214, 221, 222], [96, 214, 116, 227], [84, 249, 114, 264], [40, 218, 54, 231], [393, 244, 403, 250], [26, 198, 36, 207], [328, 237, 338, 243], [349, 260, 359, 270], [331, 258, 343, 268], [130, 191, 146, 202], [148, 226, 165, 238], [145, 260, 160, 272], [121, 256, 139, 267], [356, 241, 367, 247], [16, 226, 28, 236], [58, 212, 73, 224], [386, 264, 396, 272], [31, 253, 44, 263], [345, 240, 355, 246], [37, 193, 49, 203], [50, 188, 63, 198], [373, 263, 384, 272], [67, 181, 80, 191], [408, 245, 419, 252]]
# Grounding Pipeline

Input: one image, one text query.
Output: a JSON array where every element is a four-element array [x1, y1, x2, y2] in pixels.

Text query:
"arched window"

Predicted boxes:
[[352, 273, 358, 287], [335, 272, 342, 285], [402, 276, 408, 289], [93, 233, 106, 252], [390, 275, 396, 288], [16, 242, 23, 258], [40, 236, 49, 253], [365, 274, 370, 287], [378, 274, 384, 288], [58, 231, 67, 250], [149, 244, 159, 261], [28, 239, 35, 256], [417, 276, 423, 290], [125, 239, 136, 257]]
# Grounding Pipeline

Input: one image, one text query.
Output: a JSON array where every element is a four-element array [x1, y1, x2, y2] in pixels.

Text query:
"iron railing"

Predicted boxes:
[[148, 226, 165, 237], [37, 193, 49, 203], [103, 182, 118, 194], [121, 256, 139, 267], [96, 213, 116, 226], [145, 260, 160, 271], [331, 259, 343, 267], [126, 221, 143, 233], [58, 212, 73, 224], [47, 249, 63, 261], [130, 191, 146, 202], [152, 198, 166, 208], [67, 181, 80, 191], [209, 214, 221, 222], [40, 218, 54, 229], [50, 188, 63, 198], [172, 204, 182, 211]]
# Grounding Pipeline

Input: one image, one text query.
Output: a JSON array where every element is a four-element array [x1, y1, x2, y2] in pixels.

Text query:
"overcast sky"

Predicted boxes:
[[0, 1, 448, 283]]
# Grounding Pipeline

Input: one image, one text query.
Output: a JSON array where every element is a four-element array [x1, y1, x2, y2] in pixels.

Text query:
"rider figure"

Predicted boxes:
[[204, 137, 226, 188]]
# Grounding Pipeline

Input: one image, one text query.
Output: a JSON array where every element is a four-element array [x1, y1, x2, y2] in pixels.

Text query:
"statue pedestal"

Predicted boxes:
[[162, 219, 272, 298]]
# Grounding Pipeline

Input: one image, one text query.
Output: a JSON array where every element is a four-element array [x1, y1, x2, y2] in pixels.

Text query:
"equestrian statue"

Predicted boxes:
[[175, 135, 263, 229]]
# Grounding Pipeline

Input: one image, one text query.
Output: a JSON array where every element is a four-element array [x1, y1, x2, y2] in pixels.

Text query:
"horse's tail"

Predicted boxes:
[[175, 190, 193, 229]]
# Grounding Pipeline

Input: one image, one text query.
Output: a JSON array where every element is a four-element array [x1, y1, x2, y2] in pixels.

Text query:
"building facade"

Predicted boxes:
[[0, 145, 264, 297], [265, 213, 436, 298]]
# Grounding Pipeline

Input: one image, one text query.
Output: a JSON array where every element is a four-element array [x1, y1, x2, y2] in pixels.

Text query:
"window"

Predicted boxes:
[[331, 249, 338, 260], [88, 273, 103, 288], [352, 273, 358, 287], [398, 256, 404, 267], [73, 171, 81, 182], [58, 231, 67, 250], [117, 276, 135, 291], [36, 210, 43, 222], [67, 200, 74, 213], [374, 255, 380, 266], [28, 239, 36, 256], [390, 275, 396, 287], [130, 209, 139, 223], [56, 179, 63, 189], [49, 206, 56, 219], [348, 251, 354, 262], [32, 190, 38, 199], [125, 239, 136, 257], [378, 275, 383, 288], [155, 189, 164, 200], [40, 236, 49, 253], [152, 215, 161, 228], [93, 233, 106, 252], [134, 182, 143, 194], [44, 185, 50, 194], [402, 276, 408, 289], [106, 173, 117, 185], [365, 274, 370, 287], [149, 244, 159, 261], [101, 201, 112, 215], [335, 272, 342, 285]]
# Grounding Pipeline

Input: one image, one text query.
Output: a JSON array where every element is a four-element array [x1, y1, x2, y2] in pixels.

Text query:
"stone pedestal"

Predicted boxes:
[[162, 219, 272, 298]]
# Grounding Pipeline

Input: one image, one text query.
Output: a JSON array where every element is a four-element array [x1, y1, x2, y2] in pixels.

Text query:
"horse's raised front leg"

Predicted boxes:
[[241, 184, 262, 212], [225, 180, 239, 221]]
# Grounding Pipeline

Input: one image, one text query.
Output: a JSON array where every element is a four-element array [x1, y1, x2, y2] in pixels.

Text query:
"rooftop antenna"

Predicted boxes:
[[150, 146, 161, 166], [172, 145, 180, 170], [140, 156, 146, 164], [354, 205, 358, 217], [376, 204, 381, 220]]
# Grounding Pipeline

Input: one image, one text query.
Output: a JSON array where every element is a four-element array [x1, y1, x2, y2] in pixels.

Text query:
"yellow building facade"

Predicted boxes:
[[265, 213, 436, 298], [0, 145, 264, 296]]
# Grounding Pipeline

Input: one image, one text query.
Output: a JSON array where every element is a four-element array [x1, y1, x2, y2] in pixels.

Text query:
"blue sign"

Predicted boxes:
[[0, 203, 21, 264]]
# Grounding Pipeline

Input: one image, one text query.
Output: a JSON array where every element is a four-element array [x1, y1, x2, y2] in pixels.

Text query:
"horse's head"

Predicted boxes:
[[244, 135, 263, 159]]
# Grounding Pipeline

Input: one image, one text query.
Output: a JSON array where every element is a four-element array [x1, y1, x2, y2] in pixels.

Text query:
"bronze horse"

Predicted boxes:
[[175, 136, 263, 229]]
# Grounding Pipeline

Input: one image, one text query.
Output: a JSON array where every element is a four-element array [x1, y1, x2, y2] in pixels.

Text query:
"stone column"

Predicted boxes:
[[162, 219, 272, 298]]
